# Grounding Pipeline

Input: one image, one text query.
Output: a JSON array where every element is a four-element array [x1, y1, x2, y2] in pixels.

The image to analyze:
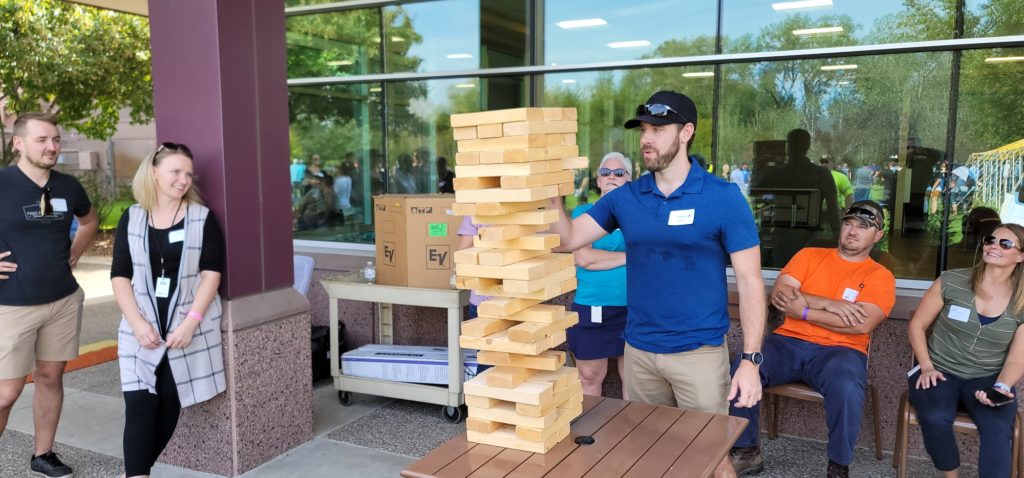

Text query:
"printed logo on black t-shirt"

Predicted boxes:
[[22, 201, 65, 222]]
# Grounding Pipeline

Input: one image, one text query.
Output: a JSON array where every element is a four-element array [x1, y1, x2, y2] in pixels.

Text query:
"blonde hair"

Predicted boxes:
[[132, 143, 204, 210], [971, 223, 1024, 316]]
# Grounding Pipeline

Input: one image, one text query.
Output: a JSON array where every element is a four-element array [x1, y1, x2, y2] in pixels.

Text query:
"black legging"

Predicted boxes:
[[123, 356, 180, 476]]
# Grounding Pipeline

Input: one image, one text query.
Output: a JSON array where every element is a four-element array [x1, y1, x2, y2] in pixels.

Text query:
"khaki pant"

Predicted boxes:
[[623, 341, 731, 414], [0, 288, 84, 379]]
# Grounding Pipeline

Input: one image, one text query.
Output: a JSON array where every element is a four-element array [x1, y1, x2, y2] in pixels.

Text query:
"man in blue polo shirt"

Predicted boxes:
[[549, 91, 766, 422]]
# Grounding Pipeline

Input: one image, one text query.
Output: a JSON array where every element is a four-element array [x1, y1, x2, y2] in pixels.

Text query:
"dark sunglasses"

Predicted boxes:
[[635, 103, 689, 123], [598, 167, 630, 178], [983, 235, 1022, 251], [843, 206, 882, 228], [155, 142, 193, 158], [39, 187, 52, 216]]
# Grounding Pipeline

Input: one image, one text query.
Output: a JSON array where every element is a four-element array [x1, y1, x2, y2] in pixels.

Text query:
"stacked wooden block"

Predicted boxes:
[[451, 107, 586, 454]]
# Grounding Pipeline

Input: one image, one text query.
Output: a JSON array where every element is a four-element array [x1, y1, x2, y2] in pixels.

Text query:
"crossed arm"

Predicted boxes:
[[771, 273, 886, 335]]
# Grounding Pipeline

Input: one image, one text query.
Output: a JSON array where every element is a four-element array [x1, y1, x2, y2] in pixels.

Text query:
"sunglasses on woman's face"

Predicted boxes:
[[598, 168, 629, 178], [983, 235, 1021, 251]]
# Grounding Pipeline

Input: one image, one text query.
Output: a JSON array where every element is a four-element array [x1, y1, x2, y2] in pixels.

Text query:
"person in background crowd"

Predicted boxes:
[[0, 112, 98, 478], [295, 174, 340, 230], [111, 142, 226, 478], [720, 163, 731, 182], [907, 223, 1024, 478], [567, 152, 631, 399], [821, 157, 854, 209], [437, 157, 455, 194], [289, 158, 306, 205], [332, 162, 353, 223], [731, 161, 750, 197], [392, 153, 417, 194], [853, 163, 875, 202]]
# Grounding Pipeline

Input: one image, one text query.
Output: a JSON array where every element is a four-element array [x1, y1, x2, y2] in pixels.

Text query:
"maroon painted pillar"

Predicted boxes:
[[147, 1, 312, 475]]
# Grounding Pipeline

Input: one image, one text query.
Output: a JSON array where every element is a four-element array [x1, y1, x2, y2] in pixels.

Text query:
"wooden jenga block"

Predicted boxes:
[[478, 304, 565, 323], [461, 317, 515, 337], [466, 417, 503, 433], [485, 366, 536, 388], [516, 380, 582, 417], [469, 400, 559, 428], [470, 209, 557, 226], [476, 350, 566, 371], [560, 277, 578, 294], [478, 224, 549, 242], [542, 108, 564, 121], [500, 266, 574, 293], [562, 133, 577, 145], [544, 133, 571, 147], [563, 108, 577, 120], [478, 148, 545, 164], [474, 233, 559, 251], [500, 170, 575, 189], [453, 126, 478, 140], [455, 159, 563, 178], [527, 366, 579, 391], [455, 276, 500, 290], [476, 123, 503, 139], [558, 182, 574, 196], [476, 248, 547, 267], [453, 199, 548, 216], [475, 281, 566, 301], [453, 176, 500, 190], [467, 424, 563, 454], [502, 120, 578, 137], [563, 156, 589, 169], [455, 151, 480, 165], [451, 108, 544, 128], [456, 253, 572, 281], [458, 134, 547, 153], [456, 185, 559, 204], [508, 313, 579, 343], [464, 369, 554, 405], [515, 403, 581, 442], [459, 328, 565, 356], [453, 247, 490, 265], [465, 394, 502, 409], [477, 297, 543, 317]]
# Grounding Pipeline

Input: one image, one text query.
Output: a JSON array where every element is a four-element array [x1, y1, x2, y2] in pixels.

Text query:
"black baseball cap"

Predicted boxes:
[[624, 91, 699, 130], [842, 200, 885, 230]]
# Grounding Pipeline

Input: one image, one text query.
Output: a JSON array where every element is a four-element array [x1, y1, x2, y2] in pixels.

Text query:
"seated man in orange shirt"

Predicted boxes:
[[729, 200, 896, 478]]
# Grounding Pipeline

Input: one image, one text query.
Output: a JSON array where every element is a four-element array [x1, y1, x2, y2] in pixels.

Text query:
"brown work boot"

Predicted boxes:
[[729, 446, 764, 475], [826, 460, 849, 478]]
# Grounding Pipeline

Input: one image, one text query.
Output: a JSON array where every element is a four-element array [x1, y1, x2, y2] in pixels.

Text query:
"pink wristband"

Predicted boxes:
[[187, 310, 204, 322], [801, 307, 810, 321]]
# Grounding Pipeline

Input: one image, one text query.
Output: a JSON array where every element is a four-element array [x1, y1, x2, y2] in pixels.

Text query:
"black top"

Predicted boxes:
[[438, 170, 456, 194], [0, 166, 91, 305], [110, 208, 225, 335]]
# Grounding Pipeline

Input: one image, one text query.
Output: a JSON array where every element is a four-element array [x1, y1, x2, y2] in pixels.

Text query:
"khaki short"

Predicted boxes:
[[623, 341, 731, 414], [0, 288, 84, 379]]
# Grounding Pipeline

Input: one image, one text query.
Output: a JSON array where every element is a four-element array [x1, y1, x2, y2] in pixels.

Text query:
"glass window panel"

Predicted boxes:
[[719, 52, 952, 278], [947, 47, 1024, 269], [285, 0, 341, 7], [286, 9, 382, 78], [965, 0, 1024, 37], [723, 1, 956, 53], [544, 0, 717, 67], [382, 0, 528, 73], [385, 76, 527, 194], [288, 83, 385, 244]]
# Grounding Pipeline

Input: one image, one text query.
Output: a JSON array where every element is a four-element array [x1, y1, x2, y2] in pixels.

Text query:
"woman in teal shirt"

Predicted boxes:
[[568, 152, 630, 398]]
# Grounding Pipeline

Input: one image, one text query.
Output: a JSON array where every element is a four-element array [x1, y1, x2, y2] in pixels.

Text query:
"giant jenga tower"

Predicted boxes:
[[451, 107, 587, 453]]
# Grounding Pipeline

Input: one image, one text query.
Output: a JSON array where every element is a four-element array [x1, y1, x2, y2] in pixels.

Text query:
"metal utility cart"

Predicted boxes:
[[321, 274, 471, 423]]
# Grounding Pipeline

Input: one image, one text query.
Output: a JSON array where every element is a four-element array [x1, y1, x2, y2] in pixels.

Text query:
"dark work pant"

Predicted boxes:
[[908, 370, 1015, 477], [123, 357, 181, 477], [729, 334, 868, 465]]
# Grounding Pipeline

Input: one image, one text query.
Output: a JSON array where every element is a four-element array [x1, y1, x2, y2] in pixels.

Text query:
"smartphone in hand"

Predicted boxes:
[[984, 387, 1014, 406]]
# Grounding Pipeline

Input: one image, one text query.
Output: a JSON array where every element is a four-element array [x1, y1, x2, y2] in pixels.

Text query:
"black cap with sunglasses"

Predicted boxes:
[[624, 91, 699, 130], [841, 200, 885, 230]]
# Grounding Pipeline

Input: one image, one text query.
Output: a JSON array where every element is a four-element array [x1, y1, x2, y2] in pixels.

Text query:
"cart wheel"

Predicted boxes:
[[338, 391, 352, 406], [441, 405, 463, 423]]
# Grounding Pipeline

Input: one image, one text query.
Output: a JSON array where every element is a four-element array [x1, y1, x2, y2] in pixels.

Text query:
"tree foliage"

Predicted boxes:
[[0, 0, 152, 163]]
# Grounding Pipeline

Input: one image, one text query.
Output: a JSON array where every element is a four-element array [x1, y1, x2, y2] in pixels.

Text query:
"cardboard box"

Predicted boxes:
[[341, 344, 479, 384], [373, 194, 463, 289]]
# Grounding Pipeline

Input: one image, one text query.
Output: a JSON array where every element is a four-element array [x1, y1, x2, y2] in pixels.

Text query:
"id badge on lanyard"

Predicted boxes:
[[155, 276, 171, 298]]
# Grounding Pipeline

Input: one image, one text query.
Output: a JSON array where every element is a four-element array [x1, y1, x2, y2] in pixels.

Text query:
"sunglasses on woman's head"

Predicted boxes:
[[983, 235, 1021, 251], [155, 142, 193, 157], [598, 168, 629, 178]]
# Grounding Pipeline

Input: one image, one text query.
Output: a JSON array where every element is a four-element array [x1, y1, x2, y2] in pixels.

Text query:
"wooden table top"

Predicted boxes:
[[402, 395, 748, 478]]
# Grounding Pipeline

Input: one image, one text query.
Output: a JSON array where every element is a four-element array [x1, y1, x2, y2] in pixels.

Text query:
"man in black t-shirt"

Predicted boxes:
[[0, 112, 98, 478]]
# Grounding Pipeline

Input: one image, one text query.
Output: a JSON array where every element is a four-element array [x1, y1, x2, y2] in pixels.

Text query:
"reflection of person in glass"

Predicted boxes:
[[907, 223, 1024, 478], [391, 153, 417, 194], [436, 156, 455, 194], [751, 128, 840, 267], [820, 156, 854, 208], [548, 92, 766, 451], [567, 152, 631, 399], [295, 174, 340, 230], [729, 200, 895, 478]]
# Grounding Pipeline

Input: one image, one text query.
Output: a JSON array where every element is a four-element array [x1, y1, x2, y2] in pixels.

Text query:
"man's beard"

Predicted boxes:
[[839, 236, 873, 257], [643, 140, 680, 173], [23, 151, 57, 170]]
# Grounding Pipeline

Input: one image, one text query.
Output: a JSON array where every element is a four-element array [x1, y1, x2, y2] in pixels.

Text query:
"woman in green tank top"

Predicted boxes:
[[907, 223, 1024, 478]]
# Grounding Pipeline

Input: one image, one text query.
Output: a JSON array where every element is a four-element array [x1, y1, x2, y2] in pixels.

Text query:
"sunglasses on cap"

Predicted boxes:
[[598, 167, 630, 178], [983, 235, 1022, 251], [843, 206, 882, 228], [635, 103, 689, 123], [39, 187, 52, 216]]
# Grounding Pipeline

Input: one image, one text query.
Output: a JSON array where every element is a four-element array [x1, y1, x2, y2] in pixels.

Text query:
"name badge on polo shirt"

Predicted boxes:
[[668, 209, 695, 226], [842, 288, 860, 302], [948, 305, 971, 322], [50, 198, 68, 212], [168, 229, 185, 244], [591, 305, 603, 324]]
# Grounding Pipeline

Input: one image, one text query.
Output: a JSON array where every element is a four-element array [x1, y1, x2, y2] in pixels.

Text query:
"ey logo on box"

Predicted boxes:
[[426, 245, 450, 270], [382, 241, 397, 266]]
